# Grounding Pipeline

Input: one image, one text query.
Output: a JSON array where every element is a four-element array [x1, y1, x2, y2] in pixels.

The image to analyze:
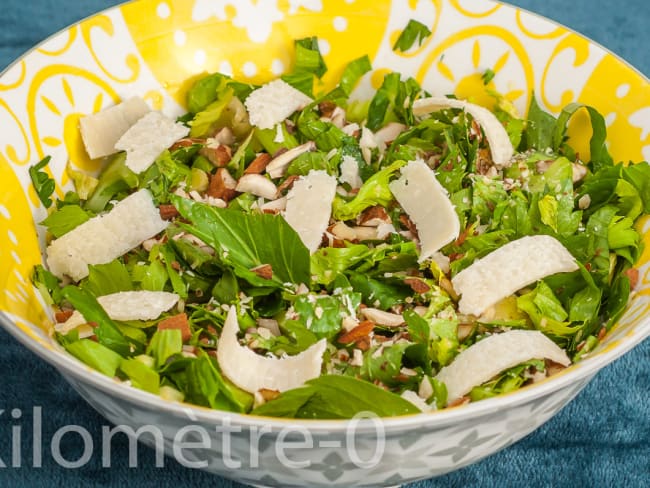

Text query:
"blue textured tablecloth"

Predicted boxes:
[[0, 1, 648, 486]]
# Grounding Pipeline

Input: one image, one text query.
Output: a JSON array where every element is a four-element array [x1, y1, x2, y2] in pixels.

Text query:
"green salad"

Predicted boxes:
[[31, 35, 649, 419]]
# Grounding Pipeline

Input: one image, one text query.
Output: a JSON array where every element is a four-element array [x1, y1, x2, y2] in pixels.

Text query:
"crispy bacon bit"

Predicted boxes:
[[158, 204, 179, 220], [207, 168, 238, 201], [201, 144, 232, 167], [259, 388, 281, 401], [404, 278, 431, 294], [276, 174, 300, 194], [354, 336, 371, 351], [318, 101, 337, 118], [399, 214, 418, 237], [55, 310, 73, 323], [251, 264, 273, 280], [338, 320, 374, 344], [447, 396, 470, 408], [597, 326, 607, 341], [625, 268, 639, 290], [157, 313, 191, 342], [170, 261, 181, 271], [170, 137, 205, 151], [87, 321, 98, 328], [244, 153, 273, 175]]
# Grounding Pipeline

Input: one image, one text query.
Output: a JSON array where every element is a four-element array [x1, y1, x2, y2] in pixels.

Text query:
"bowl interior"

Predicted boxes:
[[0, 0, 649, 424]]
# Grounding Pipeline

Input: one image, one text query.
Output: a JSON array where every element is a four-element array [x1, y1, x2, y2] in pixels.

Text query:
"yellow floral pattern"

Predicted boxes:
[[0, 0, 648, 368]]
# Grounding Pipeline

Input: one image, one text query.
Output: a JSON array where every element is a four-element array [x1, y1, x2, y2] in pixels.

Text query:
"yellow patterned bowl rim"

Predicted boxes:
[[0, 0, 649, 430]]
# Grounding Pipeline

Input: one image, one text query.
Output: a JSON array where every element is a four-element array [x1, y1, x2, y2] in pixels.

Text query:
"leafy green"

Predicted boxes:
[[33, 265, 62, 305], [361, 342, 411, 386], [29, 156, 56, 208], [332, 160, 406, 220], [517, 282, 580, 337], [173, 196, 310, 287], [338, 55, 372, 97], [366, 73, 422, 131], [147, 328, 183, 369], [522, 96, 557, 151], [120, 358, 160, 393], [293, 37, 327, 78], [294, 291, 361, 340], [349, 272, 410, 309], [67, 163, 98, 200], [61, 286, 130, 356], [188, 85, 234, 137], [252, 375, 420, 418], [552, 103, 613, 171], [40, 204, 91, 238], [85, 152, 138, 212], [186, 72, 230, 114], [392, 19, 432, 52], [83, 260, 133, 297], [470, 359, 545, 401], [64, 340, 123, 377]]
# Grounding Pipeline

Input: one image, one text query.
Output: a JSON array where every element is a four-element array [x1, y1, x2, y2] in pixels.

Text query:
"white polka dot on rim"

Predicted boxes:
[[271, 59, 285, 76], [4, 289, 17, 303], [0, 204, 10, 219], [345, 0, 355, 3], [156, 2, 170, 19], [318, 39, 331, 55], [242, 61, 257, 78], [616, 83, 630, 98], [219, 60, 233, 76], [11, 250, 21, 265], [17, 283, 29, 300], [173, 30, 187, 46], [333, 16, 348, 32], [194, 50, 207, 66], [13, 268, 26, 284], [7, 229, 17, 245], [604, 112, 616, 127]]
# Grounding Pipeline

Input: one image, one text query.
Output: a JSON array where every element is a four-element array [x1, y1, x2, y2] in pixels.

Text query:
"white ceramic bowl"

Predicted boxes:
[[0, 1, 649, 486]]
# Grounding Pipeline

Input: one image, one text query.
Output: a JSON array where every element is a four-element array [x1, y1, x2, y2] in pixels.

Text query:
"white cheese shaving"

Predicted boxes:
[[413, 97, 514, 168], [79, 97, 151, 160], [389, 159, 460, 262], [283, 170, 337, 253], [56, 291, 179, 335], [339, 155, 363, 189], [46, 189, 168, 280], [435, 330, 571, 405], [244, 79, 313, 130], [451, 235, 578, 316], [114, 111, 190, 174], [217, 306, 327, 393]]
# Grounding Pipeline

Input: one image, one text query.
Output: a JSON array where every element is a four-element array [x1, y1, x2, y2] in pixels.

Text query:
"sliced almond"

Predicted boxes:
[[236, 174, 278, 200]]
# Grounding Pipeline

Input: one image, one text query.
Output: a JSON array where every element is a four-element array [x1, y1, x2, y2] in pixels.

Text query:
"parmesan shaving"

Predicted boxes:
[[451, 235, 578, 316], [435, 330, 571, 404], [389, 159, 460, 262], [217, 306, 326, 393]]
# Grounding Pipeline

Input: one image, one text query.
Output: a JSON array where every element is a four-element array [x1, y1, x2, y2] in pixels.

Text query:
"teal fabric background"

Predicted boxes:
[[0, 1, 648, 486]]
